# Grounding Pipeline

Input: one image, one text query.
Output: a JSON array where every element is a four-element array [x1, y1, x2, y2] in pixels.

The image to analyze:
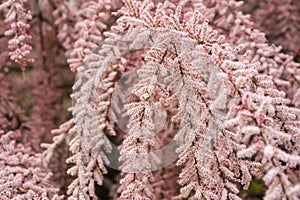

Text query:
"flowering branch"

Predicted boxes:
[[0, 0, 34, 70]]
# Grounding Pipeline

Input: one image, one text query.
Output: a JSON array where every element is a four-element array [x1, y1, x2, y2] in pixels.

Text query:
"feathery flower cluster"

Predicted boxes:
[[0, 0, 34, 70], [0, 130, 63, 200], [0, 0, 299, 199]]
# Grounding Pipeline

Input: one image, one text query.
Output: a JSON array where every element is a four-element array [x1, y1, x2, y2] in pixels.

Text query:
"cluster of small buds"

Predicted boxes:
[[0, 130, 63, 200], [0, 0, 34, 70], [67, 1, 110, 72]]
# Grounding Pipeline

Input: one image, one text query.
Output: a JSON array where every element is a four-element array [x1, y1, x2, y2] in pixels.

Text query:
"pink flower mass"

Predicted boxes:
[[0, 0, 299, 199]]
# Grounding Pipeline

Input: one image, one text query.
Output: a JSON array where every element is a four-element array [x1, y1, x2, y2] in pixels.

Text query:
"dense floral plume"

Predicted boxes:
[[0, 0, 299, 199], [0, 130, 63, 199], [0, 0, 34, 70]]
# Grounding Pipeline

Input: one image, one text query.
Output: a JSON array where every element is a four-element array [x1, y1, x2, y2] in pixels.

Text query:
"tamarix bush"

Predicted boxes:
[[0, 0, 299, 199]]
